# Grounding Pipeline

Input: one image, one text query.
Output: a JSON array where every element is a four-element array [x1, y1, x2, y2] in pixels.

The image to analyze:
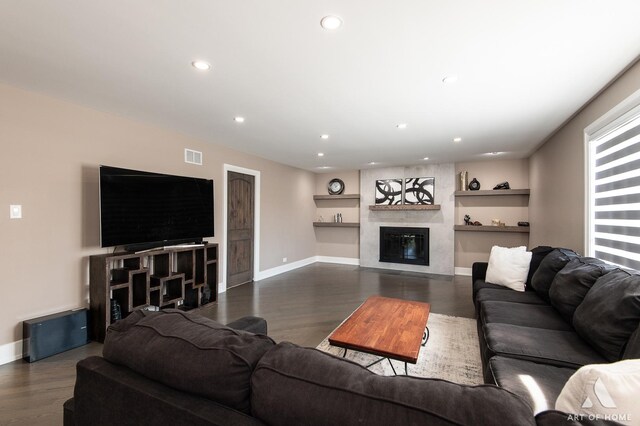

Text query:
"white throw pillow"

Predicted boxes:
[[555, 359, 640, 425], [484, 245, 531, 292]]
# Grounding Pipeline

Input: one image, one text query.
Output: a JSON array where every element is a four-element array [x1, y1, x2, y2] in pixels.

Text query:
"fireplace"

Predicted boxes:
[[379, 227, 429, 266]]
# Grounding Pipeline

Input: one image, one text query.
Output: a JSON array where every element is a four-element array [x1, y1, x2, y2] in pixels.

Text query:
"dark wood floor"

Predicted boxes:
[[0, 263, 474, 426]]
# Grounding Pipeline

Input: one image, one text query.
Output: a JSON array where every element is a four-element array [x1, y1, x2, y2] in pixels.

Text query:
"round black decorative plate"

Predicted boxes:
[[328, 178, 345, 195]]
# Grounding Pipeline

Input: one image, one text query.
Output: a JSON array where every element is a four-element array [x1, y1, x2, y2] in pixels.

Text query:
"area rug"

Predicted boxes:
[[316, 313, 483, 385]]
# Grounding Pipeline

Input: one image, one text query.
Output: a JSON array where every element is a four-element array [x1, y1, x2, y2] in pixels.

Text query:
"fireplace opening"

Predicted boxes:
[[379, 227, 429, 266]]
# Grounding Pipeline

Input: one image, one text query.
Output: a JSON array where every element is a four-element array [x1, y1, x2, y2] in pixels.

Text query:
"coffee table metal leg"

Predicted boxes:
[[366, 356, 386, 369], [422, 326, 430, 347]]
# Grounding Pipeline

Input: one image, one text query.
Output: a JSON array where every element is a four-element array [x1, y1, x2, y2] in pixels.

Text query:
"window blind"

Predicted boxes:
[[591, 113, 640, 270]]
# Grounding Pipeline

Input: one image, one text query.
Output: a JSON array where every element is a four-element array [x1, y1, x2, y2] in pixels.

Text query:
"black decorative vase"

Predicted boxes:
[[468, 178, 481, 191]]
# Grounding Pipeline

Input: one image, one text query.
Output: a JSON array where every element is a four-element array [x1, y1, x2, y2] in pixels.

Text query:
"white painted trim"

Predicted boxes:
[[222, 164, 261, 293], [255, 257, 317, 281], [316, 256, 360, 266], [584, 88, 640, 256], [0, 340, 23, 365], [454, 267, 473, 276]]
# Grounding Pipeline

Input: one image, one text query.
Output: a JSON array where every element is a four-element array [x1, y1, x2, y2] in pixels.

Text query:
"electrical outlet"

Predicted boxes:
[[282, 257, 287, 263]]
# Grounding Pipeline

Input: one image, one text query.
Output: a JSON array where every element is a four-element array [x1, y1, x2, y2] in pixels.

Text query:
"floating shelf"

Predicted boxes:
[[454, 225, 530, 233], [313, 194, 361, 201], [369, 204, 441, 211], [454, 189, 530, 197], [313, 222, 360, 228]]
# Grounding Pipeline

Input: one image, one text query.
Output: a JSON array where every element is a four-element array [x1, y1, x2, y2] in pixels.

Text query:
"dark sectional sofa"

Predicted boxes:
[[474, 247, 640, 414], [64, 308, 615, 426]]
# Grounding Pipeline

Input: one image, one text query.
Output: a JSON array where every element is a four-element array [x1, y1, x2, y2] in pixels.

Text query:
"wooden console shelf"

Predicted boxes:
[[454, 225, 530, 233], [313, 222, 360, 228], [369, 204, 441, 211], [454, 189, 530, 197], [89, 243, 218, 342], [313, 194, 361, 201]]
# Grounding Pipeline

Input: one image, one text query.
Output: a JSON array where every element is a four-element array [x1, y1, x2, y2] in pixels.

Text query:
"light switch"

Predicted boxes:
[[10, 205, 22, 219]]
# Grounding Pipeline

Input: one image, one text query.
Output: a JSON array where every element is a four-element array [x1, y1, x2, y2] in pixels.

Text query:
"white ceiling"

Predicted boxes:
[[1, 1, 640, 172]]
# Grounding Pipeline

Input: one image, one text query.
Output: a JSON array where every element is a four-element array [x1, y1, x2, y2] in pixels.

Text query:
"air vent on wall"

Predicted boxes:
[[184, 149, 203, 165]]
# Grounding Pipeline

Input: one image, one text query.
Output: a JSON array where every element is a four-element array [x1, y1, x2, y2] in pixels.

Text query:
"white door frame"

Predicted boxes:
[[221, 164, 261, 292]]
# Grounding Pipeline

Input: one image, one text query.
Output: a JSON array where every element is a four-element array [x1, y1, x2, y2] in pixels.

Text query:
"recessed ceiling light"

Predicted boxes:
[[317, 152, 324, 157], [320, 15, 342, 30], [368, 162, 376, 165], [192, 60, 211, 71], [320, 134, 330, 140], [317, 166, 331, 169], [485, 151, 503, 156], [442, 75, 458, 84], [453, 137, 462, 143], [423, 157, 429, 160], [397, 123, 408, 129], [234, 116, 245, 123]]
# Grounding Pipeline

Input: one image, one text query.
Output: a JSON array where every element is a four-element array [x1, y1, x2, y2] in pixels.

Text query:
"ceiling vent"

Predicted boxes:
[[184, 149, 203, 165]]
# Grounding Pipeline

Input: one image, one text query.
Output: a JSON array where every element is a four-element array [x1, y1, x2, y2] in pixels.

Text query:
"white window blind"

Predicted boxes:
[[589, 112, 640, 270]]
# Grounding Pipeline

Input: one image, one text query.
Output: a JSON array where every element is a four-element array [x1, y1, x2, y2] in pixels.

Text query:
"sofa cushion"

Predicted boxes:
[[480, 301, 572, 331], [488, 356, 576, 414], [573, 269, 640, 362], [623, 322, 640, 359], [531, 248, 579, 302], [103, 310, 275, 414], [555, 359, 640, 425], [485, 245, 531, 291], [476, 288, 546, 311], [482, 323, 606, 369], [548, 257, 614, 323], [73, 356, 265, 426], [473, 279, 507, 300], [251, 342, 536, 426]]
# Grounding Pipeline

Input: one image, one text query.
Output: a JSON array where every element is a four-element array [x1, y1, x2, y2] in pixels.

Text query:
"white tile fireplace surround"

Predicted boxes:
[[360, 164, 455, 275]]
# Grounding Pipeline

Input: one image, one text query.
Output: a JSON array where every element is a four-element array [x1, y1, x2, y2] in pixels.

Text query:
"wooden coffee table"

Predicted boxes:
[[328, 295, 431, 375]]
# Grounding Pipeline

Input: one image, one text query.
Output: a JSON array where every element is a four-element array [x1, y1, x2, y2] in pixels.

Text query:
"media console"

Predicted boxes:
[[89, 243, 218, 342]]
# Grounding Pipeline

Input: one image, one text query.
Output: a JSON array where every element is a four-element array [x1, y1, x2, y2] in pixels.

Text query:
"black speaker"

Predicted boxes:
[[23, 309, 89, 362]]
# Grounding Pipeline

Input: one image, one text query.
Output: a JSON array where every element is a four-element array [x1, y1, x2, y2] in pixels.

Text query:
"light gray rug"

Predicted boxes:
[[316, 312, 483, 385]]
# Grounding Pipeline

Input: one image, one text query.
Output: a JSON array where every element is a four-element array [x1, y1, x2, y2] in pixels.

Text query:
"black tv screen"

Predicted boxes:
[[99, 165, 214, 248]]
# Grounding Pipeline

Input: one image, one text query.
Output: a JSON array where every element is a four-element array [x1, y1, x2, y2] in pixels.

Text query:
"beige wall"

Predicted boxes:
[[313, 171, 360, 259], [0, 83, 316, 347], [529, 61, 640, 253], [454, 159, 530, 268]]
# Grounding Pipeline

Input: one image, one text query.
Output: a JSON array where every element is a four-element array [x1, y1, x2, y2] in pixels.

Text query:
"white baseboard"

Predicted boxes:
[[0, 340, 23, 366], [254, 256, 360, 281], [316, 256, 360, 266], [455, 267, 473, 276], [255, 256, 317, 281]]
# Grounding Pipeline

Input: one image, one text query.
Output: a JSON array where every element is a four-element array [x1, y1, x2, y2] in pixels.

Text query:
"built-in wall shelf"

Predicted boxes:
[[313, 222, 360, 228], [454, 225, 530, 233], [313, 194, 361, 200], [369, 204, 441, 211], [454, 189, 530, 197]]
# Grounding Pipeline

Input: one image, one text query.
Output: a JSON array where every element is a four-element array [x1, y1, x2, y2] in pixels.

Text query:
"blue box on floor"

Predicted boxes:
[[22, 309, 89, 362]]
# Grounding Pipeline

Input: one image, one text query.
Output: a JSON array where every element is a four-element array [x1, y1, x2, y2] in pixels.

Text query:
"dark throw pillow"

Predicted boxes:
[[573, 269, 640, 362], [103, 309, 275, 414], [530, 248, 579, 302], [548, 257, 615, 323], [525, 246, 554, 288]]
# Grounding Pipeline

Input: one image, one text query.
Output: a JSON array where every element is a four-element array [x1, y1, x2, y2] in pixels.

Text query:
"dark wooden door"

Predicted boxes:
[[227, 171, 255, 288]]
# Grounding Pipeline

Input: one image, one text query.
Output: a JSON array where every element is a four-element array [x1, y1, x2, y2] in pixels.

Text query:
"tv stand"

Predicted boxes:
[[89, 243, 218, 342]]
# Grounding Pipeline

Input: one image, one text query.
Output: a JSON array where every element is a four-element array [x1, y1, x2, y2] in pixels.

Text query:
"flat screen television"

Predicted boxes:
[[99, 165, 214, 250]]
